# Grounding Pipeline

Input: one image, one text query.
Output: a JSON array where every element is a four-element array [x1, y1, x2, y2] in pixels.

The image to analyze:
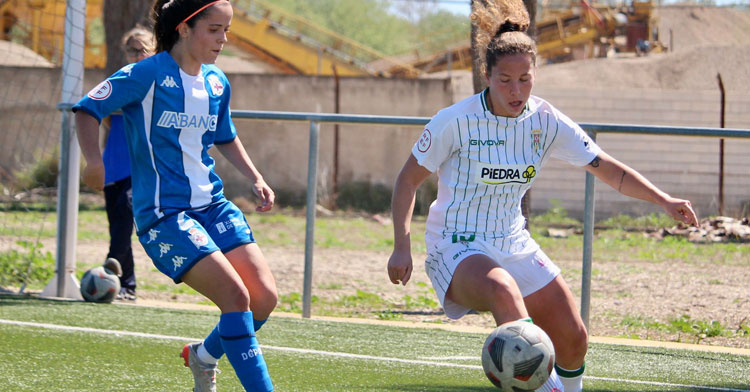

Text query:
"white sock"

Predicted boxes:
[[557, 364, 585, 392], [535, 368, 564, 392], [196, 342, 219, 365]]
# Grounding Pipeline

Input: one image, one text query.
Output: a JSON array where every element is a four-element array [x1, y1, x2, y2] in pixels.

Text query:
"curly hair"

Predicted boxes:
[[471, 0, 536, 76]]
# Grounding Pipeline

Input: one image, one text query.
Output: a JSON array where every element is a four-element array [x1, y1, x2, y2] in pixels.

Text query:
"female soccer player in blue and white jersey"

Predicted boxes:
[[387, 0, 698, 391], [74, 1, 276, 391]]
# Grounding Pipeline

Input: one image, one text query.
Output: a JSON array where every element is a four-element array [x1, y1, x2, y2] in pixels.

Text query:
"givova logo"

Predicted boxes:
[[157, 111, 218, 131], [469, 139, 505, 147], [475, 163, 537, 185]]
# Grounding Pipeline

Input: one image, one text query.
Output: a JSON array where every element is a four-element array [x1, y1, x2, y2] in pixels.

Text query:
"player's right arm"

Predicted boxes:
[[72, 62, 151, 191], [388, 154, 432, 286], [76, 111, 105, 191], [389, 111, 456, 286]]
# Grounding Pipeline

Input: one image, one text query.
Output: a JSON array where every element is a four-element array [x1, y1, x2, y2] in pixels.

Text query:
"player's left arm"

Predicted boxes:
[[216, 137, 274, 212], [584, 151, 698, 225]]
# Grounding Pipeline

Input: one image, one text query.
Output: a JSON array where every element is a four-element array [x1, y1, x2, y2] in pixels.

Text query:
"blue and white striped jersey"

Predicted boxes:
[[413, 89, 601, 252], [74, 51, 236, 235]]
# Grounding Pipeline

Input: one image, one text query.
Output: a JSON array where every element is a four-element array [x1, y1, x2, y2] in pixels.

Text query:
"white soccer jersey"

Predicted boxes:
[[413, 89, 601, 253], [73, 51, 236, 235]]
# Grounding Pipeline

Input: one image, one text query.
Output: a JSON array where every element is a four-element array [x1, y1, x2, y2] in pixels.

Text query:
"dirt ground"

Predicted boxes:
[[4, 5, 749, 350], [65, 236, 750, 350]]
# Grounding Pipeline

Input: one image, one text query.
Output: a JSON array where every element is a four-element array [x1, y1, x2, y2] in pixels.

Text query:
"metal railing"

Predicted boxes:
[[232, 110, 750, 323]]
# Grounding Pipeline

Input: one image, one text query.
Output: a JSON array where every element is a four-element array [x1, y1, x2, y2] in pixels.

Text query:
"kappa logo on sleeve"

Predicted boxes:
[[417, 128, 432, 152], [120, 64, 134, 76], [87, 80, 112, 100]]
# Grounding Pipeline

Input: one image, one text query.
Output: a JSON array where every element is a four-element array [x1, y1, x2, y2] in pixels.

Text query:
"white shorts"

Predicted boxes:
[[424, 235, 561, 319]]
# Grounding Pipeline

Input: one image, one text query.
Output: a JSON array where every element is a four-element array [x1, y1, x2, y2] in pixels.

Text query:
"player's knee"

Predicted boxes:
[[250, 285, 278, 319], [559, 323, 588, 362], [485, 272, 523, 306], [220, 282, 251, 312]]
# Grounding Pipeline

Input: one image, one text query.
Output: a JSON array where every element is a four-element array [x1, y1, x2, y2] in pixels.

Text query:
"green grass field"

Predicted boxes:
[[1, 295, 748, 392]]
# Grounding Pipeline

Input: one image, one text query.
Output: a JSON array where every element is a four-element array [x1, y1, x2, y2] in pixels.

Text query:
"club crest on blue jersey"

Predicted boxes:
[[475, 163, 537, 185], [207, 74, 224, 96], [87, 80, 112, 100]]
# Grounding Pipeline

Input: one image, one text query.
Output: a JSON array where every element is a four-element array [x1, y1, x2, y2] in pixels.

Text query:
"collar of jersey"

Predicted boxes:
[[480, 87, 530, 119]]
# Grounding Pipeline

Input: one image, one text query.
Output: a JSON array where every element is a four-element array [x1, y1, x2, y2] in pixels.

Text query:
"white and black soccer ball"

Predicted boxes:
[[80, 266, 120, 303], [481, 320, 555, 391]]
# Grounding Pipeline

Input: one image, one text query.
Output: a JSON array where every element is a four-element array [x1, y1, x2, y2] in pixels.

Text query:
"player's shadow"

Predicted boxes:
[[386, 384, 725, 391], [387, 386, 498, 391]]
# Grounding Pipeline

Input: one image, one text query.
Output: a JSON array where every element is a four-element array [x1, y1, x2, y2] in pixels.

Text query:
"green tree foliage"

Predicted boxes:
[[271, 0, 469, 56]]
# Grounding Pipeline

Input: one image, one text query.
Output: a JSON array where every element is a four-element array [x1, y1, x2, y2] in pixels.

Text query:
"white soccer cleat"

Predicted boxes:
[[181, 342, 219, 392]]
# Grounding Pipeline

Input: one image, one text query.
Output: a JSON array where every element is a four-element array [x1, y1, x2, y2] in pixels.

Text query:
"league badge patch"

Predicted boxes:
[[417, 129, 432, 153]]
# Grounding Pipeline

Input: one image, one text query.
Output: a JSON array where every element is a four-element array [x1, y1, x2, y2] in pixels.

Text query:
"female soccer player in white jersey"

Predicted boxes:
[[387, 0, 698, 391], [74, 1, 276, 391]]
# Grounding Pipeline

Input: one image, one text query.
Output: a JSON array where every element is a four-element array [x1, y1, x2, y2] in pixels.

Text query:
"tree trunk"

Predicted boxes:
[[103, 0, 152, 75], [470, 0, 536, 229]]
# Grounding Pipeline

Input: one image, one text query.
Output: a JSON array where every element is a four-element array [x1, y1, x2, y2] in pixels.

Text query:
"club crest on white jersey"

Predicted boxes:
[[87, 80, 112, 100], [160, 75, 179, 88], [475, 163, 537, 185]]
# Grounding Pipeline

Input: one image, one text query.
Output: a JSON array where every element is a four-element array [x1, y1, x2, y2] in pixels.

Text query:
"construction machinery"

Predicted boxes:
[[1, 0, 105, 67], [1, 0, 419, 76], [2, 0, 662, 76], [385, 0, 662, 75]]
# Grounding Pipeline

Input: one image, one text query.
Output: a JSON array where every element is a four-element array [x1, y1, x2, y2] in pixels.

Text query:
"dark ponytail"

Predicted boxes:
[[151, 0, 223, 53]]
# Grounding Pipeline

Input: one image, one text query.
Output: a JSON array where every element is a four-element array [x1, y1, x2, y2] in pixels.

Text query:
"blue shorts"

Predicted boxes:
[[138, 200, 255, 283]]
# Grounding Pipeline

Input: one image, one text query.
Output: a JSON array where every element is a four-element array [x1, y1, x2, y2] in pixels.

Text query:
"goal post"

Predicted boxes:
[[40, 0, 86, 299]]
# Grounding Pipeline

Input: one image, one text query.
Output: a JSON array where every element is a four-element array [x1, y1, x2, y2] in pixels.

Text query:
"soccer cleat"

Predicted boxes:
[[181, 343, 219, 392], [116, 288, 136, 301]]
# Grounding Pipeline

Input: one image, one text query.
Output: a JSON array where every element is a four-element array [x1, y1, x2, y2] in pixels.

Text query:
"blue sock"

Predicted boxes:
[[219, 311, 273, 392], [203, 324, 223, 359], [254, 318, 267, 332], [203, 318, 268, 360]]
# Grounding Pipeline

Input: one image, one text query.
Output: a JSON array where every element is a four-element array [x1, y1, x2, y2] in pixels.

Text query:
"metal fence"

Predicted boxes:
[[47, 109, 750, 322], [230, 110, 750, 324]]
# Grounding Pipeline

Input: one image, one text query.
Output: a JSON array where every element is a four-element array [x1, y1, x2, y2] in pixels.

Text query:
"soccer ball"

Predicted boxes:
[[481, 320, 555, 391], [80, 266, 120, 303]]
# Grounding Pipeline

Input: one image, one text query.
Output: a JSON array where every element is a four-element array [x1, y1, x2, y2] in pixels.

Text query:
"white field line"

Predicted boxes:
[[2, 319, 748, 392]]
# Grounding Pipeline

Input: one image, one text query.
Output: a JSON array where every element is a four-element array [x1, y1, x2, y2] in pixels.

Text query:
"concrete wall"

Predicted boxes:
[[220, 73, 453, 205], [0, 67, 63, 183], [531, 87, 750, 219], [2, 66, 748, 219]]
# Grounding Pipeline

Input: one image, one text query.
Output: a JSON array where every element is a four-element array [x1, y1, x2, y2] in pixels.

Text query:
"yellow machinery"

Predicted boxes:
[[535, 0, 619, 62], [0, 0, 105, 67], [2, 0, 659, 75], [0, 0, 418, 76], [384, 0, 660, 74], [230, 0, 419, 76]]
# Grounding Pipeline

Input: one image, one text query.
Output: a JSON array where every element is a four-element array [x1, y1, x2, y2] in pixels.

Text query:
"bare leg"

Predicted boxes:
[[181, 251, 249, 312], [224, 243, 278, 320], [524, 274, 588, 369], [446, 254, 527, 325]]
